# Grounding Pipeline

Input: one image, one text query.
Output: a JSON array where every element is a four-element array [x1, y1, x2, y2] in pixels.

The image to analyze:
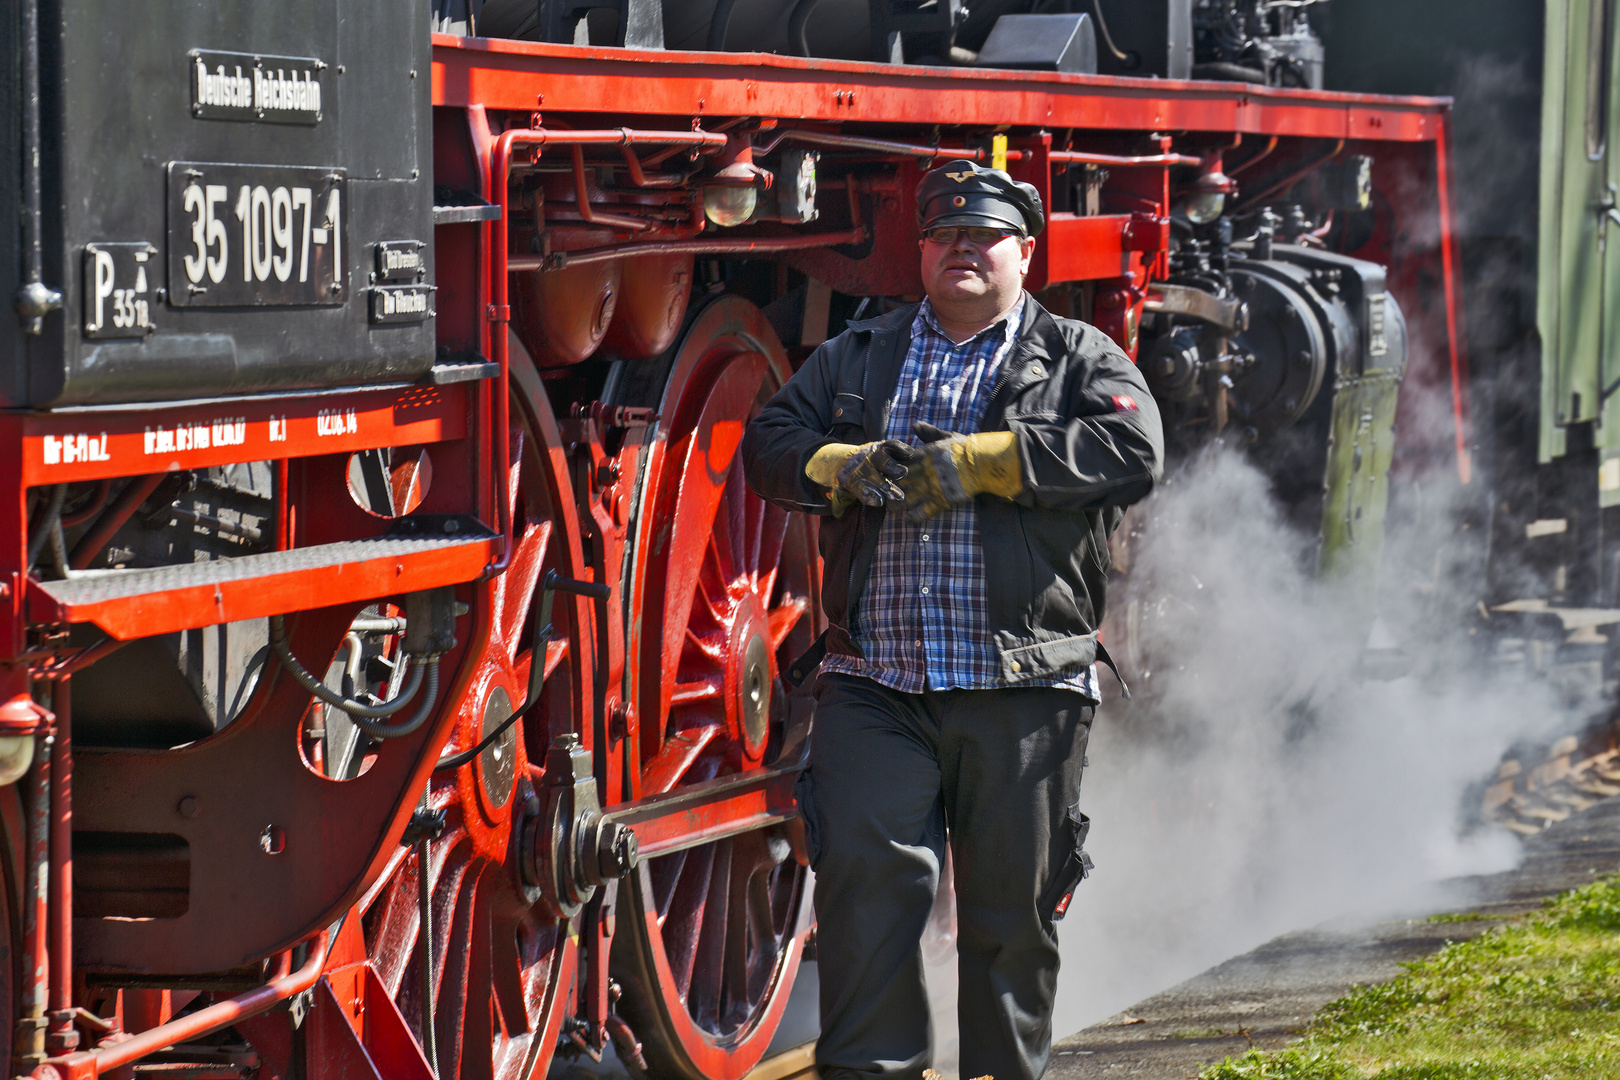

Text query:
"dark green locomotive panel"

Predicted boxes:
[[6, 0, 434, 406]]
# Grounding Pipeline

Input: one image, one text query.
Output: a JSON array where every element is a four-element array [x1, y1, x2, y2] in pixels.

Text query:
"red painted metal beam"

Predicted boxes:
[[14, 383, 470, 487], [432, 35, 1451, 143]]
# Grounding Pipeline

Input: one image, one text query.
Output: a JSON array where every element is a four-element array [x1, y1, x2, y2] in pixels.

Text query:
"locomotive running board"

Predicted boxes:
[[28, 527, 497, 638]]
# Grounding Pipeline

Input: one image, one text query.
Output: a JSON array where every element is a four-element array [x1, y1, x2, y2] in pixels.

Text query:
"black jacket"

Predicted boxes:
[[742, 293, 1164, 684]]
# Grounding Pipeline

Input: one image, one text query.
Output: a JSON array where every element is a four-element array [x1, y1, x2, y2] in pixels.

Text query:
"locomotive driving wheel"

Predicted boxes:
[[357, 375, 592, 1080], [612, 295, 820, 1080]]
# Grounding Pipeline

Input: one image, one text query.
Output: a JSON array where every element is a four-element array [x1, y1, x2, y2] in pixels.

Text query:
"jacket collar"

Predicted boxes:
[[848, 292, 1060, 439], [846, 301, 921, 335]]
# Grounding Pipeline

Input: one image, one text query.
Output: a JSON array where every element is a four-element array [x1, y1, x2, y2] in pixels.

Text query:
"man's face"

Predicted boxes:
[[918, 227, 1037, 319]]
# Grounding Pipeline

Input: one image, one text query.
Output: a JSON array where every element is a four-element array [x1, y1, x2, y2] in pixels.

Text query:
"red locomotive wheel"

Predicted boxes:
[[612, 296, 820, 1080], [358, 375, 592, 1080]]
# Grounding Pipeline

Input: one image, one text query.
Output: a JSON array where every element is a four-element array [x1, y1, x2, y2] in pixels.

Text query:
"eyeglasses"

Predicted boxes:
[[921, 225, 1022, 245]]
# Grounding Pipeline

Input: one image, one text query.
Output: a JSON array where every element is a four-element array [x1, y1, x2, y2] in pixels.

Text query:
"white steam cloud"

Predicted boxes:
[[1035, 447, 1570, 1034]]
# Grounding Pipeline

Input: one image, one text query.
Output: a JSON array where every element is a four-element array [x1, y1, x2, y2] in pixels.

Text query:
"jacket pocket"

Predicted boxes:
[[1039, 805, 1093, 921], [794, 768, 825, 871]]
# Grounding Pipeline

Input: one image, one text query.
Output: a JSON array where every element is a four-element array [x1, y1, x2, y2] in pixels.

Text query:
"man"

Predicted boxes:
[[741, 160, 1163, 1080]]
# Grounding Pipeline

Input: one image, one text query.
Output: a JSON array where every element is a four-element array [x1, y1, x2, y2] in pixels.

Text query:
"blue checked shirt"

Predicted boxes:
[[822, 299, 1100, 700]]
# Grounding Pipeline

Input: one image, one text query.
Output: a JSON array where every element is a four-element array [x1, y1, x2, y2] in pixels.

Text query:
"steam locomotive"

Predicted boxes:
[[0, 3, 1464, 1080]]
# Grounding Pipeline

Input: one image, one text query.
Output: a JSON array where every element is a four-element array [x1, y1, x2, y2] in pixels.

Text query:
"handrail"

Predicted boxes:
[[38, 933, 328, 1080]]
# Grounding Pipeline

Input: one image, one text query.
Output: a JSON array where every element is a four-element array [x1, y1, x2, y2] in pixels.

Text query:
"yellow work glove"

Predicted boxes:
[[805, 440, 914, 515], [899, 421, 1023, 524]]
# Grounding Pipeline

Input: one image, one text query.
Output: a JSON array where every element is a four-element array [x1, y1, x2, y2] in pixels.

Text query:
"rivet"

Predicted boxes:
[[177, 796, 199, 819]]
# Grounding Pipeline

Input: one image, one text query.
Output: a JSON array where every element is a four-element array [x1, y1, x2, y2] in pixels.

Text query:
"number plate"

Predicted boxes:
[[83, 242, 158, 338], [167, 162, 346, 307]]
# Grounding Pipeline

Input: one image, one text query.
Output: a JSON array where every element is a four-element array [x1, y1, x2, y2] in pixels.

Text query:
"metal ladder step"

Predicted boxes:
[[29, 523, 497, 639]]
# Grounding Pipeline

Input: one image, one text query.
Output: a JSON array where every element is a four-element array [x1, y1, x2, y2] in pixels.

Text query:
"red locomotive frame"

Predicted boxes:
[[5, 35, 1465, 1080]]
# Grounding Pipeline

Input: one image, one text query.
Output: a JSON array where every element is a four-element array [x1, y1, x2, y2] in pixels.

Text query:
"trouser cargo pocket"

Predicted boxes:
[[794, 768, 824, 870], [1039, 805, 1093, 921]]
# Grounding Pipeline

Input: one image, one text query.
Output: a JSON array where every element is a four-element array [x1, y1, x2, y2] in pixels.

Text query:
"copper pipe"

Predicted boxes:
[[1234, 140, 1346, 210], [509, 228, 868, 271], [571, 146, 652, 232], [42, 933, 326, 1079], [1228, 136, 1279, 175], [45, 680, 70, 1055], [68, 474, 165, 571]]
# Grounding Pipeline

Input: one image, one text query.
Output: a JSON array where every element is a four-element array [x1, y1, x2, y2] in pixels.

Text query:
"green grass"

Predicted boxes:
[[1199, 875, 1620, 1080], [1424, 911, 1497, 925]]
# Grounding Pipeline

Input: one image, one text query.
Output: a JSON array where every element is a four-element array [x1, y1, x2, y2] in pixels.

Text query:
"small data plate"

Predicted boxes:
[[190, 49, 326, 125], [83, 242, 159, 338], [375, 240, 426, 283], [370, 285, 435, 324], [168, 162, 347, 307]]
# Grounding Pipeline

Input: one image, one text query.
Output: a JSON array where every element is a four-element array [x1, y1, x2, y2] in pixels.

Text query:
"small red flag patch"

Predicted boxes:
[[1112, 395, 1139, 412]]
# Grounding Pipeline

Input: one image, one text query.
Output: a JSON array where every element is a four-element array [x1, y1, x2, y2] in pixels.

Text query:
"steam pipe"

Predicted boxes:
[[21, 732, 52, 1070], [1228, 135, 1279, 175], [1048, 150, 1203, 167], [59, 482, 110, 529], [485, 126, 728, 577], [571, 147, 652, 232], [1233, 140, 1346, 210], [15, 0, 62, 335], [789, 0, 824, 56], [757, 130, 1200, 169], [508, 228, 868, 271], [45, 680, 70, 1055], [69, 475, 167, 571], [38, 932, 329, 1079], [618, 147, 686, 189], [709, 0, 740, 50]]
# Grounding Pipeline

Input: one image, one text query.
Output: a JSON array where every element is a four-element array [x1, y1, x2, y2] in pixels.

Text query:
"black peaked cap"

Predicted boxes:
[[915, 159, 1045, 237]]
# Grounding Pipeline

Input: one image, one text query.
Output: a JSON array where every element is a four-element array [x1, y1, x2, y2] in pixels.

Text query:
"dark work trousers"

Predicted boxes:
[[799, 672, 1094, 1080]]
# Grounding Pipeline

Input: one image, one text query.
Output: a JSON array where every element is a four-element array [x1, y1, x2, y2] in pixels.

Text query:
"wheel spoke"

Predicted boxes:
[[757, 502, 789, 588], [664, 843, 718, 995], [742, 465, 765, 580], [498, 520, 550, 659], [671, 677, 723, 706], [691, 838, 733, 1030], [767, 596, 809, 651], [642, 722, 723, 797]]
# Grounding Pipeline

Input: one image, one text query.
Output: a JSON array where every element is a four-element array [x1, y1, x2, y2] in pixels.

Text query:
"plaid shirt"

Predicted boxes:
[[822, 299, 1099, 700]]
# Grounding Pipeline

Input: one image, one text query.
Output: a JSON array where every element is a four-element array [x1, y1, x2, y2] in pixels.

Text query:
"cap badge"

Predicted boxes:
[[945, 169, 973, 182], [952, 195, 967, 207]]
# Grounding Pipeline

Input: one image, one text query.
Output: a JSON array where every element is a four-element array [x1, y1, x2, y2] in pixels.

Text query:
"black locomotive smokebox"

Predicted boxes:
[[975, 14, 1098, 76], [5, 0, 435, 406]]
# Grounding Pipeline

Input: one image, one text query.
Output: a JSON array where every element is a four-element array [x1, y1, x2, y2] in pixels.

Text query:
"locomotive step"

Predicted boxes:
[[29, 523, 497, 639]]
